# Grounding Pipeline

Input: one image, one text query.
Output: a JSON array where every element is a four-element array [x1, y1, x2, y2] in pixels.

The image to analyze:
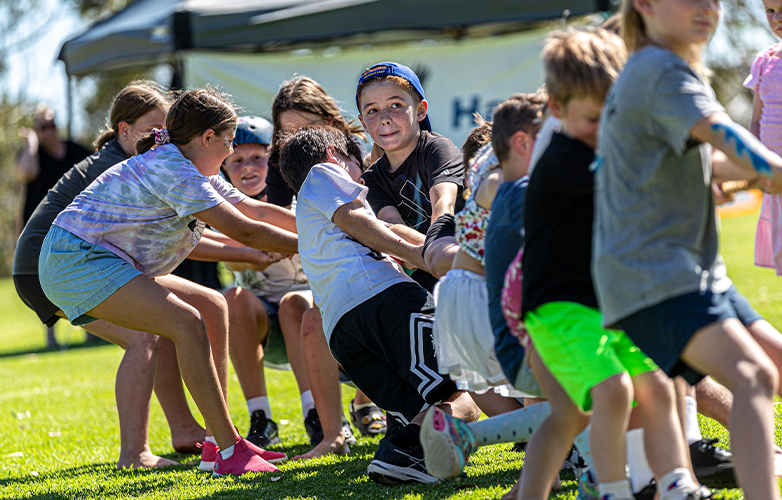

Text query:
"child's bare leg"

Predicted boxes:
[[694, 376, 732, 428], [353, 389, 372, 405], [294, 307, 348, 459], [746, 319, 782, 397], [470, 391, 523, 417], [518, 349, 589, 499], [682, 319, 780, 500], [410, 391, 479, 426], [278, 291, 313, 394], [80, 319, 179, 468], [633, 371, 692, 479], [152, 338, 206, 453], [589, 373, 633, 483], [223, 286, 269, 403], [159, 275, 231, 439], [89, 276, 239, 449]]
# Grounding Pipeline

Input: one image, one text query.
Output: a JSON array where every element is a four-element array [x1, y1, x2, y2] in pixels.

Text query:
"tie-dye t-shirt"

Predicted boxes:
[[53, 143, 245, 277]]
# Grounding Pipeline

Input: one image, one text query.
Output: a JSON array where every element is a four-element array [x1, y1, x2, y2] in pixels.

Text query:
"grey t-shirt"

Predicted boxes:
[[593, 46, 725, 327]]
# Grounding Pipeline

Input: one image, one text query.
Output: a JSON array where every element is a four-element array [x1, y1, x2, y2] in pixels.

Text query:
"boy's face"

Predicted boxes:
[[223, 143, 269, 198], [552, 96, 602, 150], [336, 151, 364, 184], [358, 80, 427, 155]]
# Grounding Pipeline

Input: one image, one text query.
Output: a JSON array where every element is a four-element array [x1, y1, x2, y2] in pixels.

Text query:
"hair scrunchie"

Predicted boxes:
[[153, 128, 170, 146]]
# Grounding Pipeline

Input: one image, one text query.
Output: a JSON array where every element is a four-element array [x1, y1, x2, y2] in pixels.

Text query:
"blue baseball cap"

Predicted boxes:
[[233, 115, 273, 146], [356, 61, 432, 132]]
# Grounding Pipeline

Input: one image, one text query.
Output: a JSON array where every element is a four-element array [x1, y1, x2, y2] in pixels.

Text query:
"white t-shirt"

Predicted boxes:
[[296, 162, 414, 342], [54, 144, 245, 277]]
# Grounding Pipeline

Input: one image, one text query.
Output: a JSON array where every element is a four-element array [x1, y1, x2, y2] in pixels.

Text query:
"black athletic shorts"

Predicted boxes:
[[329, 282, 457, 424], [13, 274, 60, 327]]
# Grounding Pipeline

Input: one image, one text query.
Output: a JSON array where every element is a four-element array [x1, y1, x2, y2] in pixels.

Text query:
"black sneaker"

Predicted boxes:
[[342, 418, 358, 446], [690, 438, 736, 489], [633, 481, 656, 500], [304, 408, 324, 446], [367, 436, 439, 485], [246, 410, 281, 448]]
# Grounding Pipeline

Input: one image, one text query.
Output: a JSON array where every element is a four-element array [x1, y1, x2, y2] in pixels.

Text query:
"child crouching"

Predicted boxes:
[[278, 125, 480, 485]]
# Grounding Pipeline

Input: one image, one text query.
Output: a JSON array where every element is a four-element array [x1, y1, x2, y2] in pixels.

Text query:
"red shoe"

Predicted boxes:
[[243, 438, 288, 464], [197, 440, 218, 471], [213, 437, 280, 476]]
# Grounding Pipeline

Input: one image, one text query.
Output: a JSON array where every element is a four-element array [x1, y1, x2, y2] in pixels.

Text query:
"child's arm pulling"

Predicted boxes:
[[234, 198, 298, 234], [691, 112, 782, 187], [430, 183, 459, 222], [194, 201, 298, 254], [333, 199, 427, 271]]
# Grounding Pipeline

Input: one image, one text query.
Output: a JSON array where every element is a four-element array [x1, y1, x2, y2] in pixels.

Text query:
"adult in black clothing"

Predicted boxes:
[[16, 106, 90, 226]]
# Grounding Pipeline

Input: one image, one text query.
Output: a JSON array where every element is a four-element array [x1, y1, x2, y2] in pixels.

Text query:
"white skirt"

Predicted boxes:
[[433, 269, 526, 397]]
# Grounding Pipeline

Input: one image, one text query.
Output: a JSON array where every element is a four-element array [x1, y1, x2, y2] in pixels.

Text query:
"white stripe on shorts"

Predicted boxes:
[[408, 312, 444, 400]]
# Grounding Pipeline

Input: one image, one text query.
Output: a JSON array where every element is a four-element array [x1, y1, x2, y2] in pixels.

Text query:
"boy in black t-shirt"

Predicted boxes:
[[356, 62, 464, 290]]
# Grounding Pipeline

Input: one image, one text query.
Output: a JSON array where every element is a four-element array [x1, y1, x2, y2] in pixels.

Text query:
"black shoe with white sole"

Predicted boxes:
[[367, 436, 439, 485], [246, 410, 281, 448], [690, 438, 736, 489]]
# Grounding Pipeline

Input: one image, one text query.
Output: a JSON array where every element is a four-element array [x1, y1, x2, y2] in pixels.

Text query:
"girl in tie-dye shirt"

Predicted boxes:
[[39, 89, 299, 476]]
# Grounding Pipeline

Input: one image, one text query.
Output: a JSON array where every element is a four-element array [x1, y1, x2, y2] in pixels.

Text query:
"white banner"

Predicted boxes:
[[184, 28, 547, 148]]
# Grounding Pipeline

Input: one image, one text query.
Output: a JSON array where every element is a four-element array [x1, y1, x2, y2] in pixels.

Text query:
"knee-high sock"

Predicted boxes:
[[467, 402, 551, 446]]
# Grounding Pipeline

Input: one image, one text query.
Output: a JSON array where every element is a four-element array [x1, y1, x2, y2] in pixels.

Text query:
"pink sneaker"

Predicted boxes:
[[243, 438, 288, 464], [198, 441, 218, 471], [213, 437, 280, 476]]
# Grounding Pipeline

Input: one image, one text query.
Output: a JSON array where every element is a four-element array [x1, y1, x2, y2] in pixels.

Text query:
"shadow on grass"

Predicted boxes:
[[0, 338, 111, 359]]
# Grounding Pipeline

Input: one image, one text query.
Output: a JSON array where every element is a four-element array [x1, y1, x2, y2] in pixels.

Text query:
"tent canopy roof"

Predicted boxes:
[[60, 0, 608, 76]]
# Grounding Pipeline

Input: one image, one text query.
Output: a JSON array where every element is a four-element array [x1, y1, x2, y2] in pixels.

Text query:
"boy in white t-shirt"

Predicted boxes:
[[278, 125, 480, 485]]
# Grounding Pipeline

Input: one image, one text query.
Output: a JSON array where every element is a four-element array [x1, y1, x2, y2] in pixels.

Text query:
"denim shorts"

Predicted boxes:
[[616, 288, 744, 385], [724, 285, 764, 326], [39, 226, 142, 326]]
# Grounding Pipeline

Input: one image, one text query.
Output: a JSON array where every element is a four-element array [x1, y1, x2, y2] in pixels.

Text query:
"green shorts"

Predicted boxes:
[[524, 302, 658, 412]]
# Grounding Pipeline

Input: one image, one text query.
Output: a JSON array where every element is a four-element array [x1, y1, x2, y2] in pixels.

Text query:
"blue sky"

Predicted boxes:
[[3, 0, 89, 137]]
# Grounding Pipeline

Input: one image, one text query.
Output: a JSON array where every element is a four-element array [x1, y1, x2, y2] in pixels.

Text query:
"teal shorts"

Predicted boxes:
[[524, 302, 658, 412], [39, 226, 141, 326]]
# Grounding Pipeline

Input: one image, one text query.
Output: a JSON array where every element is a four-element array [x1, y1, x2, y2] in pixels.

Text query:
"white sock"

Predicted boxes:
[[205, 436, 217, 445], [659, 467, 698, 500], [247, 396, 272, 420], [301, 390, 315, 418], [598, 479, 633, 500], [626, 428, 654, 493], [220, 444, 235, 460], [684, 396, 702, 445]]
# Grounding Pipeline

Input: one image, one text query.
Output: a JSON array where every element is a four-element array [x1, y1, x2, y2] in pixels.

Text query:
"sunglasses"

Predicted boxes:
[[36, 122, 56, 131]]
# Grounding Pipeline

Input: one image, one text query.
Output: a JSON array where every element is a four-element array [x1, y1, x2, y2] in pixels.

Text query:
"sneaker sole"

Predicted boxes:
[[264, 455, 288, 464], [367, 460, 439, 485], [199, 461, 215, 471], [419, 409, 465, 479]]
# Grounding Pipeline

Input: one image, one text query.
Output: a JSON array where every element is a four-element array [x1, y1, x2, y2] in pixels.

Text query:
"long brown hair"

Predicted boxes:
[[94, 81, 171, 151], [136, 89, 237, 155], [270, 75, 365, 155]]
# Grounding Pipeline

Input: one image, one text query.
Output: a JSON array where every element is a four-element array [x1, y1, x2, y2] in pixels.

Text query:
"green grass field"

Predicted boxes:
[[0, 212, 778, 499]]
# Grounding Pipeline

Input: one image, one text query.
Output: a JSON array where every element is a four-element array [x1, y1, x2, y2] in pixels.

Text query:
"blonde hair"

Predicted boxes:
[[620, 0, 710, 77], [542, 26, 627, 105]]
